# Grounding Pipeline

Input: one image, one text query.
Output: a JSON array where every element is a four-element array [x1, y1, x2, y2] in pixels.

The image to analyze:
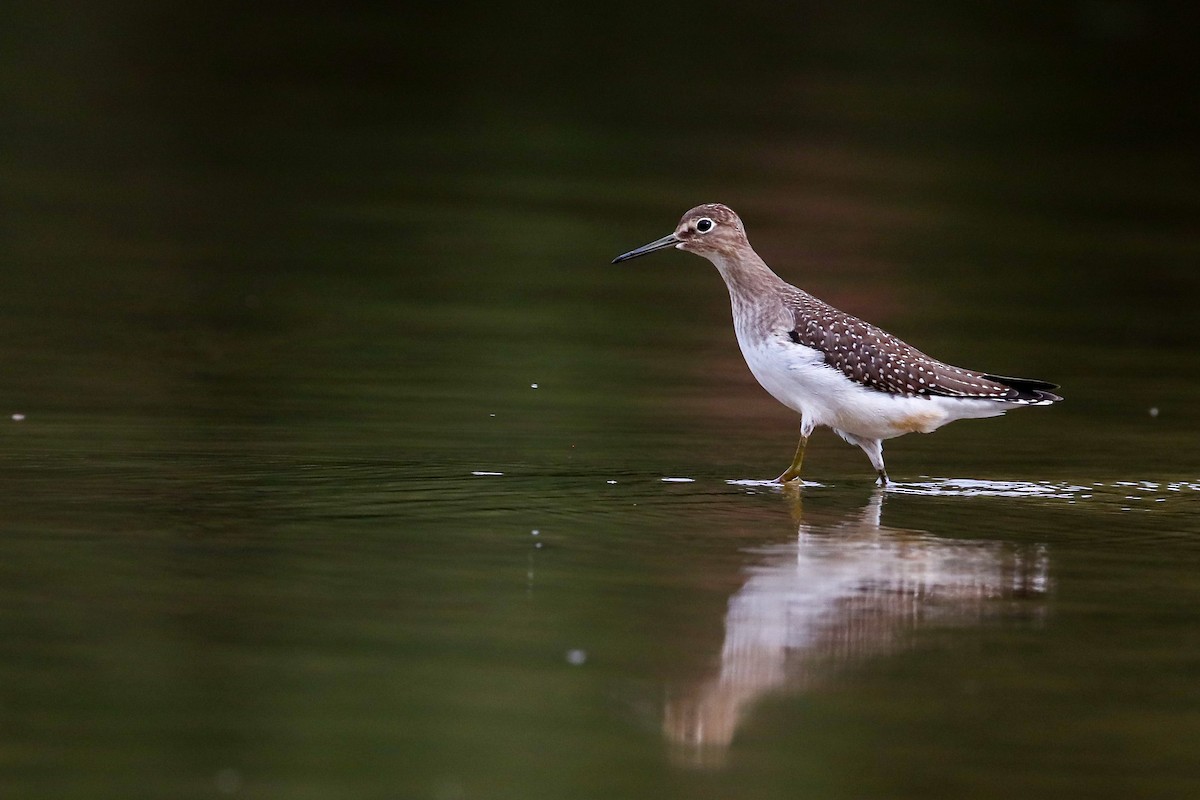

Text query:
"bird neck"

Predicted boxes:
[[709, 247, 786, 304]]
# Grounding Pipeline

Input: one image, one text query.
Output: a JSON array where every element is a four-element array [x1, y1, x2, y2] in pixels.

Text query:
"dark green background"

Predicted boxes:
[[3, 2, 1199, 798]]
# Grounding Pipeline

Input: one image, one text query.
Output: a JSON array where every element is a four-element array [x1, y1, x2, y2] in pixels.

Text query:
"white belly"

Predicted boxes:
[[737, 334, 1008, 440]]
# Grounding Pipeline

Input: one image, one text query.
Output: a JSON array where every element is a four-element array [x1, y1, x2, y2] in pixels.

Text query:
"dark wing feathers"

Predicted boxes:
[[786, 292, 1060, 403], [981, 374, 1063, 403]]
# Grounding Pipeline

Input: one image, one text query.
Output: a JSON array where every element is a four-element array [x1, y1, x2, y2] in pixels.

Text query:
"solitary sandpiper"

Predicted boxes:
[[612, 203, 1061, 484]]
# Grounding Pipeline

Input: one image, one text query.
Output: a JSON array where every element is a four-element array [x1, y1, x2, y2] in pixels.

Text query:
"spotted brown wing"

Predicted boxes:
[[786, 293, 1060, 403]]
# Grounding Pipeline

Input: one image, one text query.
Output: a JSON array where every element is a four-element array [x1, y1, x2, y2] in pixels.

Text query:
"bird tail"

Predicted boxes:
[[983, 374, 1063, 404]]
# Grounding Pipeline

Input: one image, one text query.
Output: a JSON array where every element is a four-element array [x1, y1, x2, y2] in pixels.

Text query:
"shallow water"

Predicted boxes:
[[4, 3, 1200, 798]]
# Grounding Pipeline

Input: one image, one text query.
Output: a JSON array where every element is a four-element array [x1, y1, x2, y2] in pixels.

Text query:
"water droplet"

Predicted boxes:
[[566, 649, 587, 665]]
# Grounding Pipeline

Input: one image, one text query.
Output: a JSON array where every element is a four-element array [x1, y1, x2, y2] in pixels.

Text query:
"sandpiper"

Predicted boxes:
[[613, 203, 1061, 484]]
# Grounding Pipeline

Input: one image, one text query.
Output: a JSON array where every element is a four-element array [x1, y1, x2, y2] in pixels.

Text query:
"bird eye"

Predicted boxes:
[[696, 218, 714, 233]]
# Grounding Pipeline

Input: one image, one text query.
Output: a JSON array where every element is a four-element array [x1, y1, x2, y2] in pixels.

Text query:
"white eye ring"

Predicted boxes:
[[696, 217, 715, 234]]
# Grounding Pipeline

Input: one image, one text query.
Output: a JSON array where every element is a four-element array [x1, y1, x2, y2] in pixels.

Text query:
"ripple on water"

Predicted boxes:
[[716, 476, 1200, 507], [725, 478, 825, 490], [886, 478, 1088, 498], [881, 477, 1200, 510]]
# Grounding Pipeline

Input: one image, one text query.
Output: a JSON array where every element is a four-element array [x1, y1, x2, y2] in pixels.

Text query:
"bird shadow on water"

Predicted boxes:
[[662, 486, 1051, 769]]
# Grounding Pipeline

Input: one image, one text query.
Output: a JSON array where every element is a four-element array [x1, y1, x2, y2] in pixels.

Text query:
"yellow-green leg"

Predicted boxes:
[[775, 434, 808, 483]]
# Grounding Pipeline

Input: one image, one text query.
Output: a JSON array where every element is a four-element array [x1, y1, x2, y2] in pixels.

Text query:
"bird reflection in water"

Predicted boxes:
[[664, 487, 1049, 767]]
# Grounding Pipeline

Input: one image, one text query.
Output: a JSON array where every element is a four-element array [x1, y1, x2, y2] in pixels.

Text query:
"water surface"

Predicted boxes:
[[3, 3, 1200, 798]]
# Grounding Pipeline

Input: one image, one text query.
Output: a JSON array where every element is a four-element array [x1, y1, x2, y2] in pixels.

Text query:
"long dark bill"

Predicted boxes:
[[611, 233, 680, 264]]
